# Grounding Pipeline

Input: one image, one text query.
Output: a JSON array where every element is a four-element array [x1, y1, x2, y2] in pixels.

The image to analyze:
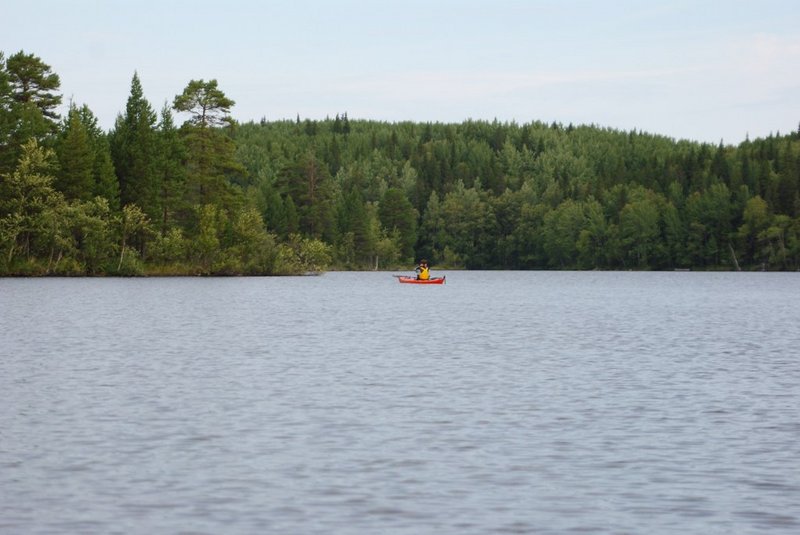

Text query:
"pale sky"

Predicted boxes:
[[3, 0, 799, 144]]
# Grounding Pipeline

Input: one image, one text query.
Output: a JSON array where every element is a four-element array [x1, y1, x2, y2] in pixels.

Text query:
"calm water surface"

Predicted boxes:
[[1, 271, 799, 534]]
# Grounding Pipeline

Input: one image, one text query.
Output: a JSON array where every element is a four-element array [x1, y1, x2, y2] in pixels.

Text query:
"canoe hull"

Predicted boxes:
[[397, 276, 446, 284]]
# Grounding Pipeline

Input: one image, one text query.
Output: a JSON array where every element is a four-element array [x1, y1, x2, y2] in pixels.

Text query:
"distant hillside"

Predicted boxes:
[[2, 49, 799, 274]]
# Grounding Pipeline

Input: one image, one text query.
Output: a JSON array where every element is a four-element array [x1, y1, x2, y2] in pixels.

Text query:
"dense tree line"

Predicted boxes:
[[235, 115, 800, 271], [2, 50, 799, 275], [1, 51, 329, 275]]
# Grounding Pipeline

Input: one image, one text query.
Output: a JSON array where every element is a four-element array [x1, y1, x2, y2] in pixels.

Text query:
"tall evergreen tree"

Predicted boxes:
[[172, 79, 243, 208], [55, 104, 94, 200], [0, 52, 17, 173], [173, 79, 234, 128], [154, 103, 186, 233], [5, 51, 61, 122], [336, 188, 373, 265], [92, 135, 120, 209], [378, 188, 417, 259], [0, 51, 62, 171], [255, 177, 289, 237], [73, 104, 119, 208], [109, 72, 158, 217]]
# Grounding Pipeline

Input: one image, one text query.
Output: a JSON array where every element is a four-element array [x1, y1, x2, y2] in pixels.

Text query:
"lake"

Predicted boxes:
[[1, 271, 799, 534]]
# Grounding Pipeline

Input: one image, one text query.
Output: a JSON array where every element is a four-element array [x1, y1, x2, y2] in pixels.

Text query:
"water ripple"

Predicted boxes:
[[1, 272, 799, 534]]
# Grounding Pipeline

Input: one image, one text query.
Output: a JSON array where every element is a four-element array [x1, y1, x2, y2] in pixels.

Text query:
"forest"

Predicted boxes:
[[2, 50, 799, 276]]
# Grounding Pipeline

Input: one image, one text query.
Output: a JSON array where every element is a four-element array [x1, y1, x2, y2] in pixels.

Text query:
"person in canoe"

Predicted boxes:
[[415, 259, 430, 280]]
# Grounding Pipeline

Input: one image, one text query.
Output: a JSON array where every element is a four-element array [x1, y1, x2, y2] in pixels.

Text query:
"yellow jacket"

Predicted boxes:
[[417, 266, 430, 280]]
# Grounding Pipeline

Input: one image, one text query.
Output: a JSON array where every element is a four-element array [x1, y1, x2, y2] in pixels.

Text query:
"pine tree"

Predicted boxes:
[[172, 79, 243, 208], [173, 79, 234, 128], [0, 51, 62, 171], [0, 52, 15, 173], [5, 51, 61, 123]]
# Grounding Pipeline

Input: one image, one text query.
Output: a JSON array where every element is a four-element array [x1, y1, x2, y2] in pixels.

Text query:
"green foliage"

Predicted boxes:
[[738, 195, 771, 264], [109, 72, 159, 219], [148, 227, 188, 265], [56, 104, 94, 200], [5, 51, 61, 120], [191, 203, 225, 273], [0, 51, 60, 172], [374, 229, 402, 269], [576, 198, 611, 268], [0, 51, 12, 131], [0, 138, 62, 267], [226, 207, 279, 274], [178, 121, 244, 209], [378, 188, 417, 260], [618, 188, 667, 268], [3, 48, 800, 275], [438, 181, 496, 268], [92, 135, 120, 209], [335, 188, 375, 267], [275, 234, 332, 275], [117, 203, 150, 272], [153, 103, 186, 233], [73, 197, 116, 274], [541, 199, 584, 268], [173, 79, 235, 128]]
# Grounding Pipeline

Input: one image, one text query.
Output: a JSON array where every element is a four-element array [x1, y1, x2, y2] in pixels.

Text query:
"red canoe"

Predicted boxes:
[[396, 276, 446, 284]]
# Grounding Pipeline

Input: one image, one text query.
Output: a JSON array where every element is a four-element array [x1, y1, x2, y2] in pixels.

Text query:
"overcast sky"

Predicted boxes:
[[3, 0, 799, 144]]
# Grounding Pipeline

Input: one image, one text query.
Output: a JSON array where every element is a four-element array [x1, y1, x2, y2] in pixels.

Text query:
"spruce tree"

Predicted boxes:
[[55, 105, 94, 200], [154, 103, 186, 233], [92, 136, 120, 210], [109, 72, 158, 218], [378, 188, 418, 259], [75, 104, 119, 208]]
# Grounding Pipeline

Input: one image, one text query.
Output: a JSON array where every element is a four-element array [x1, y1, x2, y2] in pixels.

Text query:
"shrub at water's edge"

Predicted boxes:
[[0, 141, 330, 276]]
